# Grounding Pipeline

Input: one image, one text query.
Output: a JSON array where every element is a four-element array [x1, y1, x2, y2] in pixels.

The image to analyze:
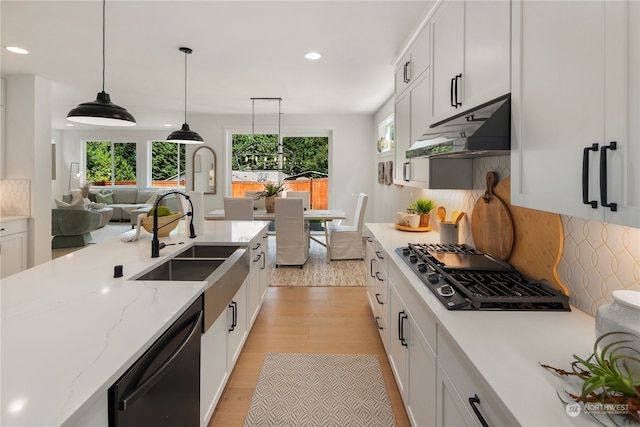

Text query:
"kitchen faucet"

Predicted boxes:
[[151, 190, 196, 258]]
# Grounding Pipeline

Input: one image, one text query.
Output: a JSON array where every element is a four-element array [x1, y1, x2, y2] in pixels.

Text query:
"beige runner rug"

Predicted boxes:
[[268, 236, 366, 287], [244, 353, 397, 427]]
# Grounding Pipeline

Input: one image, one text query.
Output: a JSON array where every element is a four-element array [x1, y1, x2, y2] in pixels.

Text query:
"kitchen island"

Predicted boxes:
[[365, 223, 603, 426], [1, 220, 269, 427]]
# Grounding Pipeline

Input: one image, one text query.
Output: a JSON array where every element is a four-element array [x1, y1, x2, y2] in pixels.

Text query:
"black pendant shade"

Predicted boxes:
[[166, 47, 203, 144], [66, 0, 136, 127], [67, 91, 136, 126], [166, 123, 204, 143]]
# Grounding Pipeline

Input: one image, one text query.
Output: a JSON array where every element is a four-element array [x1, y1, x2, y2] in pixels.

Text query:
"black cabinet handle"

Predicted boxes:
[[252, 242, 261, 250], [375, 250, 384, 260], [403, 161, 410, 181], [454, 74, 462, 107], [228, 301, 237, 332], [375, 293, 383, 305], [370, 259, 376, 278], [469, 395, 490, 427], [366, 237, 374, 243], [403, 61, 411, 83], [450, 77, 456, 107], [582, 143, 599, 209], [599, 141, 618, 212], [374, 316, 384, 330], [398, 311, 408, 347], [261, 251, 266, 269], [375, 272, 384, 282], [253, 254, 261, 263]]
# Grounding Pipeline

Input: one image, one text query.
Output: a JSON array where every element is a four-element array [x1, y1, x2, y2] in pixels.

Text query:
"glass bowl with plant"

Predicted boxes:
[[541, 331, 640, 424], [409, 199, 435, 227]]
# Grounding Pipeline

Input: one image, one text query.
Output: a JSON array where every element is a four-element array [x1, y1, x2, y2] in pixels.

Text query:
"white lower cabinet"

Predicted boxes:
[[0, 217, 28, 278], [200, 307, 230, 426], [258, 230, 269, 300], [436, 330, 517, 426], [248, 227, 269, 326], [227, 278, 248, 368], [388, 264, 437, 427]]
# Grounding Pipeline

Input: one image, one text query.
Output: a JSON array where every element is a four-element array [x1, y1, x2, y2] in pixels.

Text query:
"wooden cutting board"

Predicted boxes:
[[471, 171, 514, 260], [493, 176, 568, 295]]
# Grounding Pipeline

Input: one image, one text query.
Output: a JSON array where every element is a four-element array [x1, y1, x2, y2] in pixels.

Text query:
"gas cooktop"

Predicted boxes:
[[396, 243, 570, 311]]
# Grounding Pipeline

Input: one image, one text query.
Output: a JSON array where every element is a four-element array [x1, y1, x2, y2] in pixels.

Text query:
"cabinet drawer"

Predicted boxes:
[[438, 330, 516, 426], [0, 218, 27, 237]]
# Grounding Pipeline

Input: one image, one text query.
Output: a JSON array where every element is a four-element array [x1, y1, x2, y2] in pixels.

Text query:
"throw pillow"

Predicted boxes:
[[69, 197, 86, 208], [55, 199, 70, 208], [89, 202, 107, 210], [95, 192, 114, 205]]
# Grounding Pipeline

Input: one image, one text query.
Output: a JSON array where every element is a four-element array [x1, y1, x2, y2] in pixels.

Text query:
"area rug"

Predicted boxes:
[[244, 353, 397, 427], [268, 236, 366, 287]]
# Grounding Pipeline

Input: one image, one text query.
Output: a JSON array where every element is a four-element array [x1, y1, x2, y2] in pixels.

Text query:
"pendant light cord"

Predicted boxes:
[[183, 50, 188, 123], [101, 0, 106, 92]]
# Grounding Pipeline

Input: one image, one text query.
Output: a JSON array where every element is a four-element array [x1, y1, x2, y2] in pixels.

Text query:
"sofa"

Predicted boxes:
[[51, 208, 102, 249], [88, 188, 176, 222]]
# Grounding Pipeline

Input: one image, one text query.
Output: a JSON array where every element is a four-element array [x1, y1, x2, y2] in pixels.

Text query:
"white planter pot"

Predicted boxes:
[[595, 290, 640, 377]]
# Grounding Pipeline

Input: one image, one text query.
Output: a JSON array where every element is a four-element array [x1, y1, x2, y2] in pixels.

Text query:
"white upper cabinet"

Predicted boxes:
[[431, 0, 511, 122], [511, 0, 639, 227], [394, 26, 430, 97]]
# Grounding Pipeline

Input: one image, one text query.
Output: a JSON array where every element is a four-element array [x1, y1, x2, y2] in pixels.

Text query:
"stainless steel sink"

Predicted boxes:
[[174, 245, 241, 259], [135, 258, 225, 281]]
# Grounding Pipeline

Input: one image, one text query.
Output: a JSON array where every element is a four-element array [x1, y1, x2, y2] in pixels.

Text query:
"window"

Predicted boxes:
[[151, 141, 186, 187], [85, 141, 136, 186], [230, 132, 329, 208]]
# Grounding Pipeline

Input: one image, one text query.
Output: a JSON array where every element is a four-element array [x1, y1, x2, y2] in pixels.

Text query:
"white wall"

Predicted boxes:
[[58, 112, 376, 224], [5, 75, 52, 266]]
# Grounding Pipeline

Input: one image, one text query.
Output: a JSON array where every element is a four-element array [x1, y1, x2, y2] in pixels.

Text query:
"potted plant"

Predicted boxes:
[[256, 182, 288, 213], [409, 198, 435, 227]]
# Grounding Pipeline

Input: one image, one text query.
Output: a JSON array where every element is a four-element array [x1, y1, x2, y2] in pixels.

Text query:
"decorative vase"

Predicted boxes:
[[265, 196, 275, 213], [419, 213, 430, 227], [595, 290, 640, 377]]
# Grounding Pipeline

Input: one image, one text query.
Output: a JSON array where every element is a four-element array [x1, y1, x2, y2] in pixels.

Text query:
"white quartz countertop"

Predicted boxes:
[[365, 223, 598, 427], [1, 220, 269, 427]]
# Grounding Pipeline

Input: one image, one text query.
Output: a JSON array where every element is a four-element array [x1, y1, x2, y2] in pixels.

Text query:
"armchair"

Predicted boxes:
[[51, 208, 102, 249]]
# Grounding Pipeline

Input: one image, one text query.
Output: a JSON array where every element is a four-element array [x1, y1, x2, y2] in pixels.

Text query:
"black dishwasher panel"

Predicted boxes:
[[108, 296, 203, 427]]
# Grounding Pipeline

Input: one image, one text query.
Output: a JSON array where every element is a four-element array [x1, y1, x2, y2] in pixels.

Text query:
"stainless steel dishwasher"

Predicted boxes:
[[108, 296, 203, 427]]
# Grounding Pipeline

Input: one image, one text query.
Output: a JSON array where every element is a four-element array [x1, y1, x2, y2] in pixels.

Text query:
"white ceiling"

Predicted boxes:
[[1, 1, 432, 131]]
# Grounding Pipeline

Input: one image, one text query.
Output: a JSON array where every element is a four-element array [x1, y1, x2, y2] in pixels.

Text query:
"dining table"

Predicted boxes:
[[205, 208, 346, 262]]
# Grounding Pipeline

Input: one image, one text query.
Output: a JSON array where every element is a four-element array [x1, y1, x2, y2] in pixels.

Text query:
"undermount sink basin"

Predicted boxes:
[[135, 258, 225, 281], [174, 245, 241, 259]]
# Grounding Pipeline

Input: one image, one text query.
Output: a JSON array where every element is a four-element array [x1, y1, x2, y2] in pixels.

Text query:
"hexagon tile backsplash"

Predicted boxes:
[[0, 179, 31, 216], [417, 156, 640, 317]]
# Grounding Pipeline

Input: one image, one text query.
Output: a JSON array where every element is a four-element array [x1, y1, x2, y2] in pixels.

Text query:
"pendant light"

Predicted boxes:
[[66, 0, 136, 127], [166, 47, 203, 144]]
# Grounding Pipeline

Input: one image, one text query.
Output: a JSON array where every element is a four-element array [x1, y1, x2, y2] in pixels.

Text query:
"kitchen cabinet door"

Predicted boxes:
[[407, 319, 437, 427], [388, 281, 409, 400], [227, 278, 248, 369], [200, 309, 229, 427], [248, 238, 262, 326], [394, 72, 432, 188], [511, 0, 639, 227], [365, 235, 378, 315], [258, 229, 270, 300], [431, 0, 510, 123], [0, 218, 28, 278], [394, 26, 430, 97], [431, 0, 464, 121]]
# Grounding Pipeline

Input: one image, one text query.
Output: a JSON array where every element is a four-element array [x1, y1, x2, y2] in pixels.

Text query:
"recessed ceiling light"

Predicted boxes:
[[5, 46, 29, 55], [304, 52, 321, 60]]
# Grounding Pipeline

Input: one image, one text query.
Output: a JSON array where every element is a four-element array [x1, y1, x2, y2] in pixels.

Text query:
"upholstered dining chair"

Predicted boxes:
[[223, 197, 254, 220], [274, 197, 310, 268], [245, 190, 266, 210], [328, 193, 368, 260], [285, 191, 310, 210]]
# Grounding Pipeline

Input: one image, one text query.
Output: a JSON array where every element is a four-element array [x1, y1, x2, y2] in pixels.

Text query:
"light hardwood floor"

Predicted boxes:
[[209, 286, 410, 426]]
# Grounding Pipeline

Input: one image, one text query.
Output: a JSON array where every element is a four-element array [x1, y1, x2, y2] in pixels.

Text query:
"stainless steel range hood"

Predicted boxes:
[[407, 94, 510, 159]]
